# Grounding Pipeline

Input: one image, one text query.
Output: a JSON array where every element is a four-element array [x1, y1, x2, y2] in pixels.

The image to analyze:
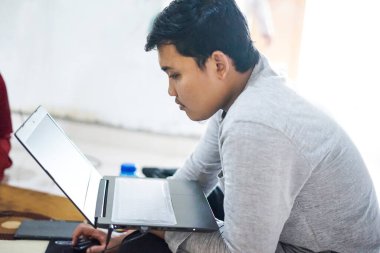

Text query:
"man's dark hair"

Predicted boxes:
[[145, 0, 260, 73]]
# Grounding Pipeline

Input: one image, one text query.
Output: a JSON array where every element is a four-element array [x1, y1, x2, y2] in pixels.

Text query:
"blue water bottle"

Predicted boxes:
[[120, 163, 138, 177]]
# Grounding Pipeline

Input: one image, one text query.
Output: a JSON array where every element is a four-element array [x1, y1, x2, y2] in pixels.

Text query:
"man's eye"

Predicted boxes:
[[169, 73, 180, 80]]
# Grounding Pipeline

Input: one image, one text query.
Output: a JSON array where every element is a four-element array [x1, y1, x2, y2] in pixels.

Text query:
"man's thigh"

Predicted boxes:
[[276, 242, 337, 253], [118, 231, 172, 253], [276, 243, 312, 253]]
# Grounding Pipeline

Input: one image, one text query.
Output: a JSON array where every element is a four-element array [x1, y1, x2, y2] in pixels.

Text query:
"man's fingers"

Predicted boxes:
[[71, 223, 94, 245], [86, 245, 107, 253]]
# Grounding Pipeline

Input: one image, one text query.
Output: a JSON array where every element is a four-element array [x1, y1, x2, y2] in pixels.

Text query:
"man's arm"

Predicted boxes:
[[172, 112, 223, 195], [165, 122, 312, 253]]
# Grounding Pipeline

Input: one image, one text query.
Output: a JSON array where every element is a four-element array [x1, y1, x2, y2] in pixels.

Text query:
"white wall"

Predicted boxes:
[[297, 0, 380, 196], [1, 0, 379, 195], [0, 0, 206, 136]]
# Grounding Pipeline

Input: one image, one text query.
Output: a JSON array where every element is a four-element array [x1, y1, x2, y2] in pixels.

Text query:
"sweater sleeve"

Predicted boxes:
[[172, 112, 223, 195], [165, 121, 312, 253], [164, 113, 223, 251]]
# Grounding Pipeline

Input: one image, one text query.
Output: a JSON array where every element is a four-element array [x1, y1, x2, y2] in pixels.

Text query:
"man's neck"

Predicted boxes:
[[222, 66, 254, 112]]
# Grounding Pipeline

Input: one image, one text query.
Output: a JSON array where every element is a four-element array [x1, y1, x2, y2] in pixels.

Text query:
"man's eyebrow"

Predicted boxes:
[[161, 66, 173, 72]]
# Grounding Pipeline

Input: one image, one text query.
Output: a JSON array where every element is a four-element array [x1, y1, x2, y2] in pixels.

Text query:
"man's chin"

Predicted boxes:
[[186, 111, 211, 122]]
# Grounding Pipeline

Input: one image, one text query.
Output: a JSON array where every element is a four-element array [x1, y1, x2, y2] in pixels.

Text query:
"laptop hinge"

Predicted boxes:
[[95, 179, 109, 219]]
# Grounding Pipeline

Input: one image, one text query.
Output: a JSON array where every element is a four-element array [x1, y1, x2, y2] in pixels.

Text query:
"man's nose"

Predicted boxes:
[[168, 83, 177, 97]]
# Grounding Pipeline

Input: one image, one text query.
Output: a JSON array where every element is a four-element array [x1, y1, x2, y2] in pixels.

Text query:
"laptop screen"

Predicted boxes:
[[16, 107, 219, 232], [15, 107, 102, 225]]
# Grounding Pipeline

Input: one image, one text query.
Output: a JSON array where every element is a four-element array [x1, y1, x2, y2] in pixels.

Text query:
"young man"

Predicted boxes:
[[0, 73, 13, 182], [73, 0, 380, 252]]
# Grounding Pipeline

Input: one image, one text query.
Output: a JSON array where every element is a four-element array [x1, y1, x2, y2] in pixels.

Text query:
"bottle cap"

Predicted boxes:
[[120, 163, 137, 176]]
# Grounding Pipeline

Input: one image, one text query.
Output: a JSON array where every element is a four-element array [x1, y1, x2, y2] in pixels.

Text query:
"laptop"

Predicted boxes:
[[15, 106, 218, 232]]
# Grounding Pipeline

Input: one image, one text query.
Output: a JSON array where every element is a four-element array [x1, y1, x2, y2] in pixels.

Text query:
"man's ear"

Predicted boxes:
[[210, 51, 230, 80]]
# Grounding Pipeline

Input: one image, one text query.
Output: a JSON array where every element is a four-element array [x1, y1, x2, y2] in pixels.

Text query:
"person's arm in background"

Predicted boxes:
[[0, 73, 13, 182], [243, 0, 274, 45]]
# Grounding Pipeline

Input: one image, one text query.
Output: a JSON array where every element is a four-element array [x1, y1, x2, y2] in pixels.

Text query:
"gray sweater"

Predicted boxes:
[[165, 56, 380, 253]]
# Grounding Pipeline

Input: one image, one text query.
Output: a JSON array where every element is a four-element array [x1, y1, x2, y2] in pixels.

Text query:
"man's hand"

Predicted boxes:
[[72, 223, 134, 253], [150, 229, 166, 240]]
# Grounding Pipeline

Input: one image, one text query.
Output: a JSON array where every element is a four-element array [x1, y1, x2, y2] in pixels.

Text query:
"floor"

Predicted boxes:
[[4, 112, 199, 196]]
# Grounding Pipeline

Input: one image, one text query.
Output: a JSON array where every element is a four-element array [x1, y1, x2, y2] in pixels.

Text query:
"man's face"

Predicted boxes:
[[158, 44, 230, 121]]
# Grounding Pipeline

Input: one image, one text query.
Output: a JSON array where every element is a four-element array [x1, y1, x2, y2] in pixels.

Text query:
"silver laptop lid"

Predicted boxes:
[[15, 106, 102, 225]]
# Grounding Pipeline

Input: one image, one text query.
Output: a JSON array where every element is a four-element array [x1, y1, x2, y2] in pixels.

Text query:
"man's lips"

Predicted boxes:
[[175, 98, 185, 110]]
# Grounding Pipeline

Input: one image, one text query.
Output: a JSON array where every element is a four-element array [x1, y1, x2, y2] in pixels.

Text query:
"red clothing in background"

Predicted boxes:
[[0, 73, 12, 181]]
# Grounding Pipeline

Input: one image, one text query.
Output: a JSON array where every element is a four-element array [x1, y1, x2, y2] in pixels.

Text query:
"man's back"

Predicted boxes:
[[225, 56, 380, 252]]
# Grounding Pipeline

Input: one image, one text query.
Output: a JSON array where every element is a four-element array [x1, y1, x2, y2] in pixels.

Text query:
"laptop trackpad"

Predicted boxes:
[[111, 178, 177, 226]]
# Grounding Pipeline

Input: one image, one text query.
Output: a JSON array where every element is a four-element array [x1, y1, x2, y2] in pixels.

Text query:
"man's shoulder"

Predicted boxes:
[[222, 81, 293, 131]]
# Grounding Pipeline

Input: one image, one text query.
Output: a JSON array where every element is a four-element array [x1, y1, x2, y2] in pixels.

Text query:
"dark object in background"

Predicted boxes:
[[14, 220, 81, 240], [142, 167, 178, 178], [205, 186, 225, 221], [142, 167, 225, 221]]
